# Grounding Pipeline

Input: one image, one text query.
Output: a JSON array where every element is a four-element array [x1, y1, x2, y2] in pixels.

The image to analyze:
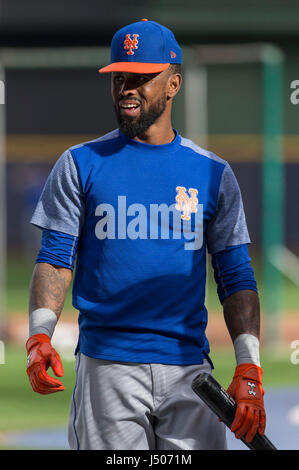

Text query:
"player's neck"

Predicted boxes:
[[132, 121, 175, 146]]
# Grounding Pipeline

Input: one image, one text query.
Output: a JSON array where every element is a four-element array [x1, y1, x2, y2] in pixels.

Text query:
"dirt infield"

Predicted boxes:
[[5, 310, 299, 348]]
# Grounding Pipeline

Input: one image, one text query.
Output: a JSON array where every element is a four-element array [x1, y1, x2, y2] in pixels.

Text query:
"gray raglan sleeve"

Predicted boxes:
[[206, 163, 250, 254], [30, 150, 85, 236]]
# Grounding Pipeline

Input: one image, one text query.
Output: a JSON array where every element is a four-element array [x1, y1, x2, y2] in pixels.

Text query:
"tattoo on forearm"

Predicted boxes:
[[29, 263, 72, 318], [223, 290, 260, 342]]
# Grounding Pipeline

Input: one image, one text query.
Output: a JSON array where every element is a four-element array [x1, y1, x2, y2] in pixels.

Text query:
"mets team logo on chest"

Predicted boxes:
[[175, 186, 198, 220], [124, 34, 139, 55]]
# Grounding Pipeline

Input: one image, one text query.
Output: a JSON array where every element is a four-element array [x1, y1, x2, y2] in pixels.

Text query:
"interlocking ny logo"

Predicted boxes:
[[124, 34, 139, 55], [175, 186, 198, 220]]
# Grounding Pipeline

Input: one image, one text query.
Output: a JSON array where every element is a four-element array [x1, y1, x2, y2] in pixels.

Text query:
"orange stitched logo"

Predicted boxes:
[[175, 187, 198, 220], [124, 34, 139, 55], [170, 51, 177, 59]]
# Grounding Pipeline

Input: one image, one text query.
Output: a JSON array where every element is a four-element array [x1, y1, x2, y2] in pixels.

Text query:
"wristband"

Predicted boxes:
[[29, 308, 58, 339], [233, 333, 260, 366]]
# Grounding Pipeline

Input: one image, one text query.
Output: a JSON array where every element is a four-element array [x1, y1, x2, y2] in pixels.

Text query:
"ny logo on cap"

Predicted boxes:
[[124, 34, 139, 55]]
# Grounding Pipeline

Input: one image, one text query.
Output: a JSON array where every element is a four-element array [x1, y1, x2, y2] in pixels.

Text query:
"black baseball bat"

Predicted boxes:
[[192, 372, 277, 450]]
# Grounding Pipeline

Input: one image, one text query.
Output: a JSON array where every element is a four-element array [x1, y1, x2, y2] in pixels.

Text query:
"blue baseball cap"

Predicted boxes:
[[99, 19, 182, 74]]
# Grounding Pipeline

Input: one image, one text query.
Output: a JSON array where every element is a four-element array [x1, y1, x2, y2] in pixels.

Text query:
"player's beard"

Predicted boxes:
[[114, 95, 167, 139]]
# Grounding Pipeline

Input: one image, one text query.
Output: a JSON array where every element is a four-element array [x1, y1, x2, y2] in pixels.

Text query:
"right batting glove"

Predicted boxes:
[[227, 363, 266, 443], [26, 333, 65, 394]]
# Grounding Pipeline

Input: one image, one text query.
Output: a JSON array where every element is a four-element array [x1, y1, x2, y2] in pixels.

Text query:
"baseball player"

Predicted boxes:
[[26, 19, 266, 450]]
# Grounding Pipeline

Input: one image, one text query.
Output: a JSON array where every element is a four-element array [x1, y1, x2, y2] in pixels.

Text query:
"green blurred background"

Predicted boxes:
[[0, 0, 299, 450]]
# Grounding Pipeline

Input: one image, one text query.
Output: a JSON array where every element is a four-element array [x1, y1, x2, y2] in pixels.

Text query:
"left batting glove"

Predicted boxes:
[[227, 363, 266, 443], [26, 333, 65, 395]]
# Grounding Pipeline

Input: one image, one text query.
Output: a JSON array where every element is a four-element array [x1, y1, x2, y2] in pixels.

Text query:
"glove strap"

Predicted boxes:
[[26, 333, 51, 354], [233, 363, 263, 384]]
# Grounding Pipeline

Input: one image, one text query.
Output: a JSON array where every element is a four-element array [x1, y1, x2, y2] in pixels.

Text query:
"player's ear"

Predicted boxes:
[[166, 71, 182, 100]]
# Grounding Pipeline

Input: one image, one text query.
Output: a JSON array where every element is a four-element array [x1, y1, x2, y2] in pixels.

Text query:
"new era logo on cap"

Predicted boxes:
[[99, 19, 182, 74]]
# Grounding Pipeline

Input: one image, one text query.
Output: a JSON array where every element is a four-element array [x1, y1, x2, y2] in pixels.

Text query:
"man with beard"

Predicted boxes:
[[26, 19, 266, 450]]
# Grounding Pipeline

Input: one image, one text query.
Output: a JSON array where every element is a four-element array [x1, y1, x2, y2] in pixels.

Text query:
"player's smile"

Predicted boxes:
[[119, 98, 141, 118]]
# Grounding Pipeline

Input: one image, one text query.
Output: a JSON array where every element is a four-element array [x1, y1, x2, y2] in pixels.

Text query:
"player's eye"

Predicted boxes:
[[136, 75, 150, 83], [113, 76, 125, 85]]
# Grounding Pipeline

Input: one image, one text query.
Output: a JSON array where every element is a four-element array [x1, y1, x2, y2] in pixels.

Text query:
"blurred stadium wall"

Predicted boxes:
[[1, 0, 298, 260]]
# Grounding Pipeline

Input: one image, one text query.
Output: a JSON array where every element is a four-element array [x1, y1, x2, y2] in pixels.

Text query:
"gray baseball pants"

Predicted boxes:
[[68, 352, 227, 450]]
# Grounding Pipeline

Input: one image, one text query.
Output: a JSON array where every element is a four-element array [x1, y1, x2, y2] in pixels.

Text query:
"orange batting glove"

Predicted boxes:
[[26, 333, 65, 395], [227, 363, 266, 443]]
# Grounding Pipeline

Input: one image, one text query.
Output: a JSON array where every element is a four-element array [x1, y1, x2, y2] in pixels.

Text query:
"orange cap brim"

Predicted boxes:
[[99, 62, 170, 74]]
